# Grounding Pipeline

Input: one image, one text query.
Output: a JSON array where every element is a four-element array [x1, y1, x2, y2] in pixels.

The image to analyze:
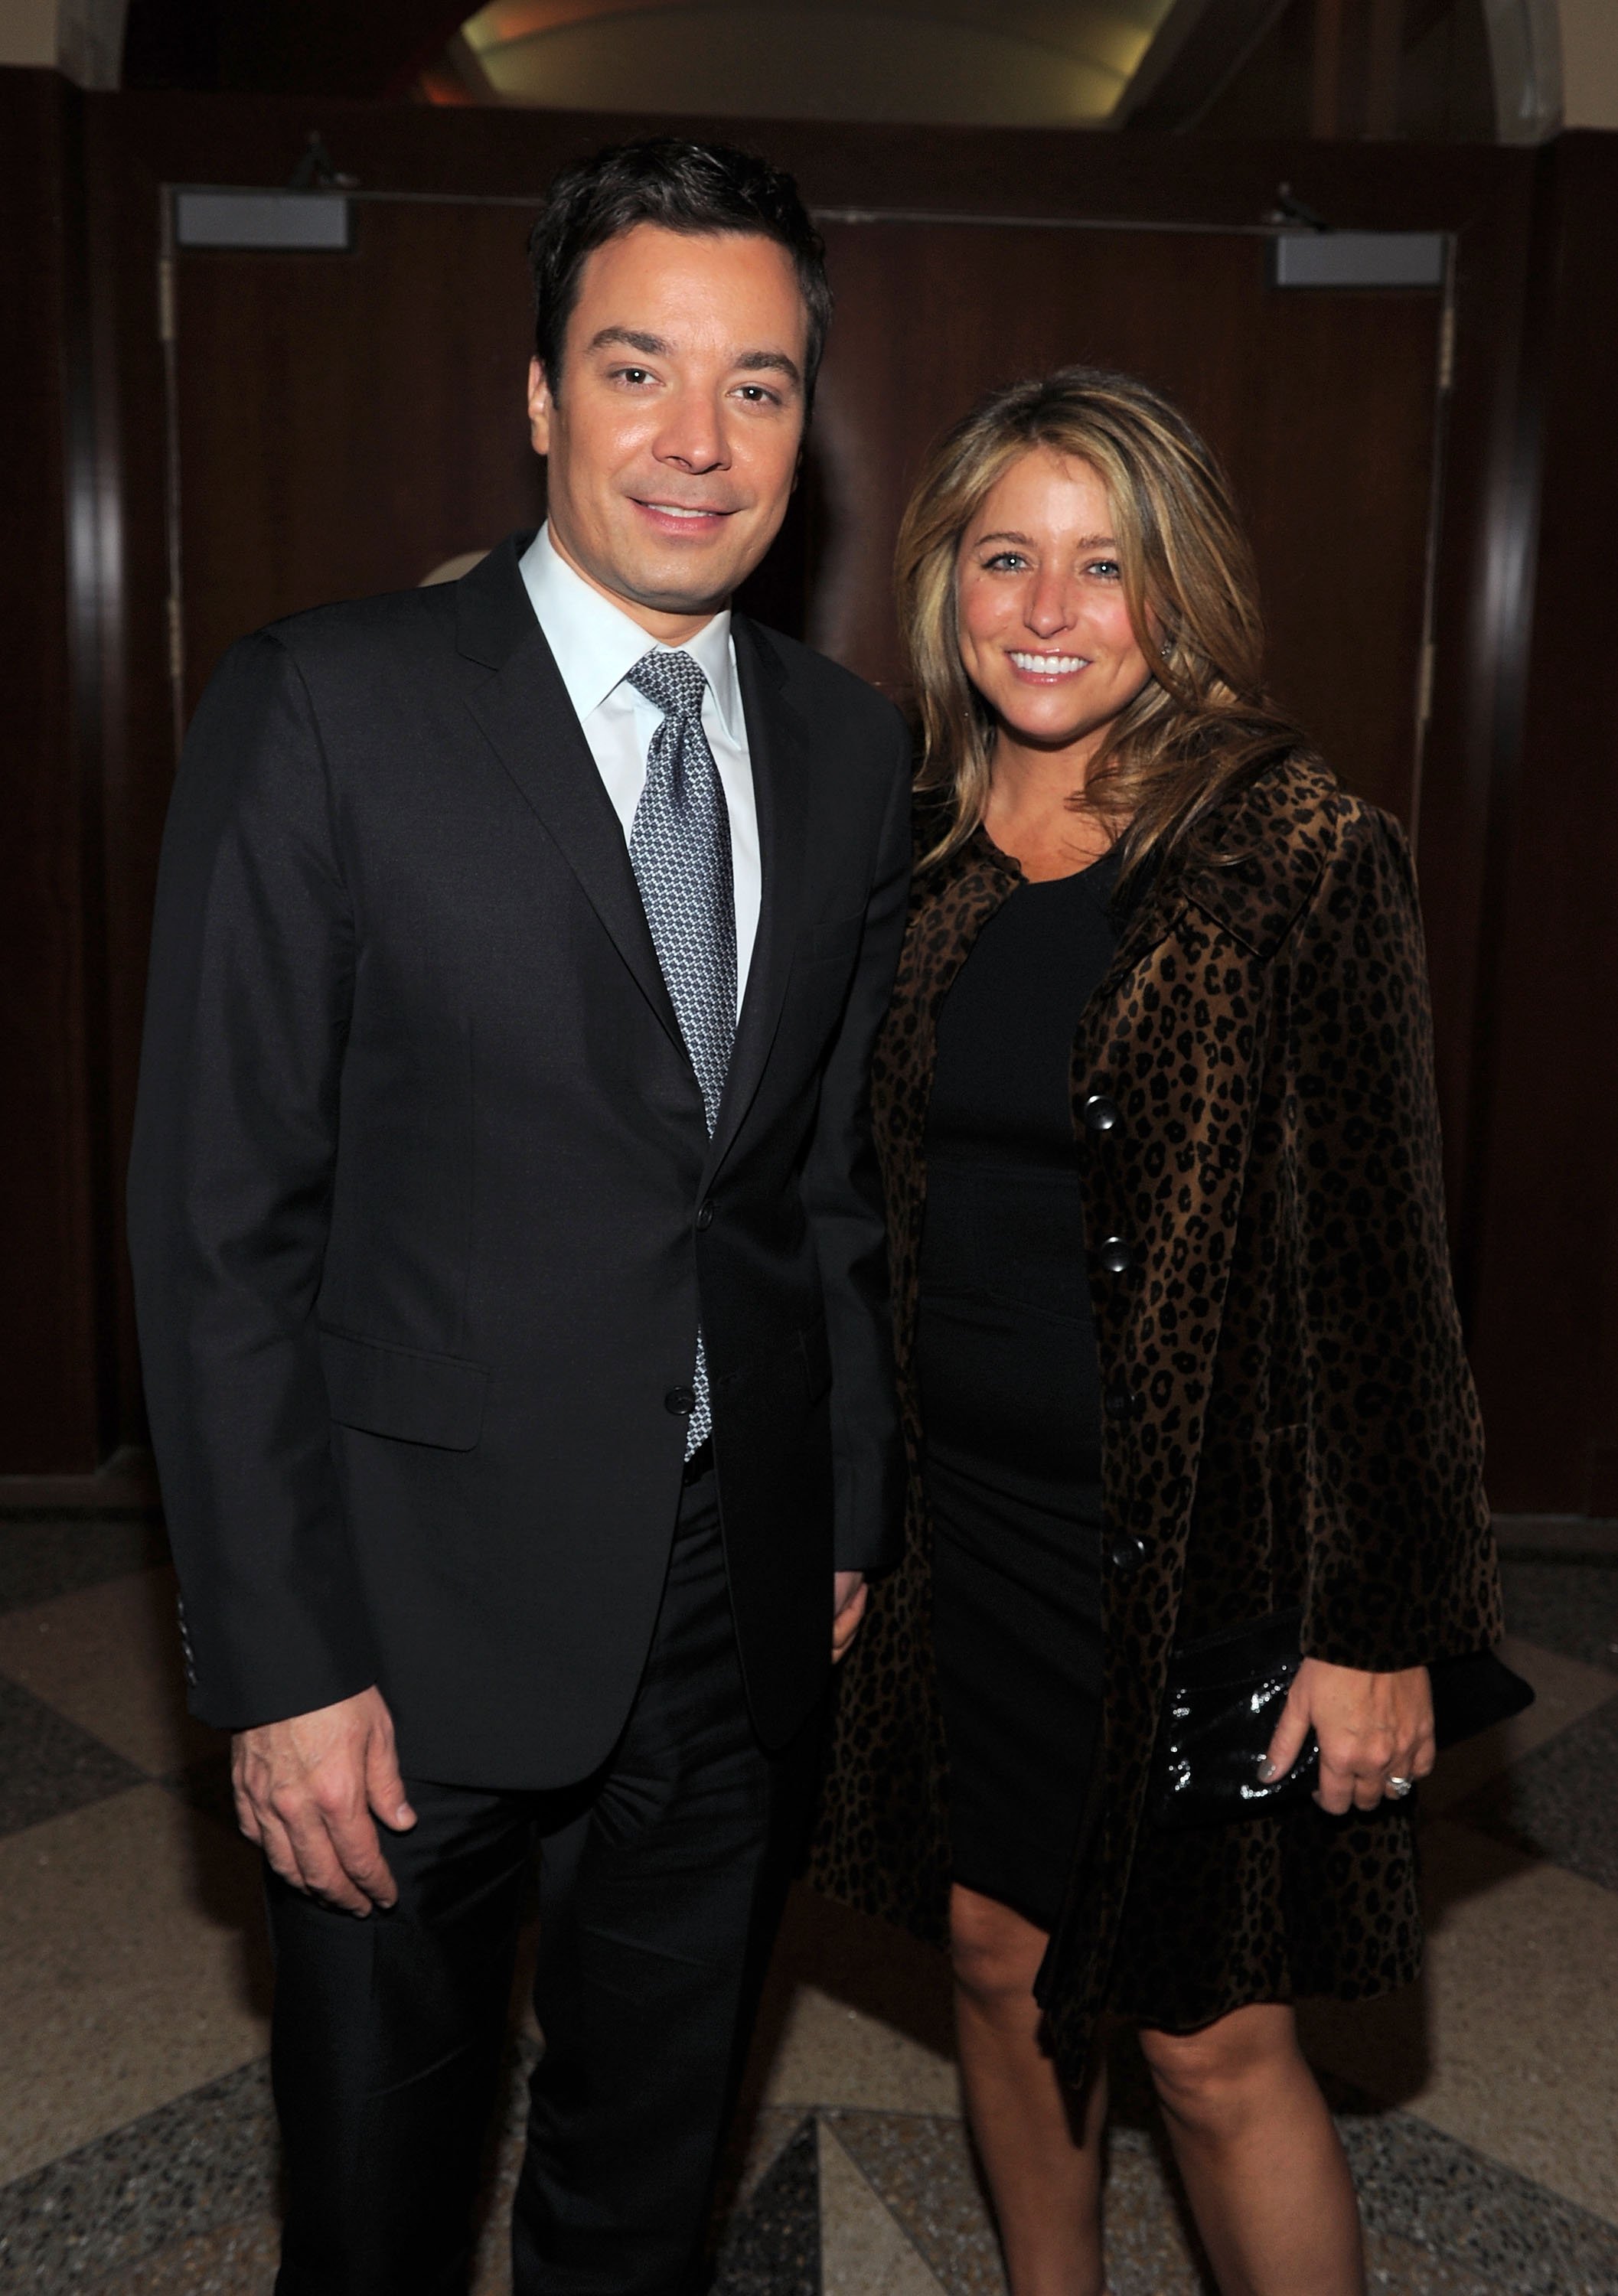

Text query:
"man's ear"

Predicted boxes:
[[527, 356, 553, 455]]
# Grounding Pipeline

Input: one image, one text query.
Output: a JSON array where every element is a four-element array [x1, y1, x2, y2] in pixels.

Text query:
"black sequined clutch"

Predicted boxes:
[[1147, 1606, 1535, 1831]]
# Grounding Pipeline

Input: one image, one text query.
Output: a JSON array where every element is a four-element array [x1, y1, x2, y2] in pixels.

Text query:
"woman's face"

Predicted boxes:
[[956, 449, 1153, 755]]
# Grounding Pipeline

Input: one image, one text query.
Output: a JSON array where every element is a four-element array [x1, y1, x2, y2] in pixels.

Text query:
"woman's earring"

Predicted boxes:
[[1160, 640, 1173, 657]]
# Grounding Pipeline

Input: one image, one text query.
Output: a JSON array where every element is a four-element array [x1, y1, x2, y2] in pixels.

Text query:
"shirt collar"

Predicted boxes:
[[518, 523, 742, 742]]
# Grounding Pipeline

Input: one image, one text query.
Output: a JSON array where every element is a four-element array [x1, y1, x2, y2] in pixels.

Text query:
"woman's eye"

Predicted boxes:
[[1088, 559, 1122, 579], [983, 552, 1029, 572]]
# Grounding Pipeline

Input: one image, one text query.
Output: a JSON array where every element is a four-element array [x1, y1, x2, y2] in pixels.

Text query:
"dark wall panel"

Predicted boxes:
[[0, 73, 105, 1470], [1464, 134, 1618, 1511]]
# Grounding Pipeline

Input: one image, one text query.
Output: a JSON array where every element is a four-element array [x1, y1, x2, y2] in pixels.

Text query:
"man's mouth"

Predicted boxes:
[[633, 499, 736, 529]]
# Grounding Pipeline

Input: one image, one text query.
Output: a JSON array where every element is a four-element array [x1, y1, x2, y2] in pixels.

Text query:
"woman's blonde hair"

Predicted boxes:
[[898, 365, 1310, 872]]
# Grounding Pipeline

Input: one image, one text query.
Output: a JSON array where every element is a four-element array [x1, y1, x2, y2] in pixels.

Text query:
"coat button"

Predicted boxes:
[[695, 1199, 715, 1231], [1103, 1384, 1143, 1419], [1082, 1094, 1120, 1134], [1098, 1234, 1136, 1276], [664, 1386, 696, 1416], [1109, 1533, 1148, 1574]]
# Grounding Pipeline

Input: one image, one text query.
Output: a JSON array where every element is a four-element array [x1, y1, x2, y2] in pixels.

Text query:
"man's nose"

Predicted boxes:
[[654, 391, 728, 475]]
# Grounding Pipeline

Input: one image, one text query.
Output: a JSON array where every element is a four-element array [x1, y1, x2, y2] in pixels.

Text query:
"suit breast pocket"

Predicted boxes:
[[797, 911, 865, 970], [319, 1327, 488, 1452]]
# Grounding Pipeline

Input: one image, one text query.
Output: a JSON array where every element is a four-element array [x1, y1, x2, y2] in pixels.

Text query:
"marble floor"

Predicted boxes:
[[1, 1481, 1616, 2296]]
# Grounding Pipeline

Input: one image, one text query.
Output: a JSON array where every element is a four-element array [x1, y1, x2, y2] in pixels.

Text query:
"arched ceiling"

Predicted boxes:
[[449, 0, 1176, 125]]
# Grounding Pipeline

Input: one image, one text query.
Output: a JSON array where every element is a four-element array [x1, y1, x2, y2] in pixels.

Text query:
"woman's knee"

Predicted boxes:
[[1138, 2003, 1300, 2131], [948, 1883, 1046, 2006]]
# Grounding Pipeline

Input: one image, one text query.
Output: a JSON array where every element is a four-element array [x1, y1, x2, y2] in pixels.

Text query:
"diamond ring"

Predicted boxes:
[[1385, 1776, 1414, 1799]]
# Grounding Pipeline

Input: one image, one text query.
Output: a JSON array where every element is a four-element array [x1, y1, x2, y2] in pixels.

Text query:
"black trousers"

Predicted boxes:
[[266, 1479, 816, 2296]]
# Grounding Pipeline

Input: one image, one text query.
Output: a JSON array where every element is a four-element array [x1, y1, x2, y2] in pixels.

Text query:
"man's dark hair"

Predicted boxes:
[[528, 138, 831, 411]]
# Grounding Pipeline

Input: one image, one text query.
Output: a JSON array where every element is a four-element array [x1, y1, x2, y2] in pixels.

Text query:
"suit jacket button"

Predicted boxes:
[[665, 1386, 696, 1416], [1109, 1533, 1148, 1574], [1098, 1234, 1135, 1276], [695, 1199, 715, 1231], [1082, 1094, 1121, 1133]]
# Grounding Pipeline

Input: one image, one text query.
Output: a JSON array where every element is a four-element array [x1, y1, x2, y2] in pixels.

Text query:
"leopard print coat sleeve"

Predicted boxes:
[[808, 751, 1500, 2083]]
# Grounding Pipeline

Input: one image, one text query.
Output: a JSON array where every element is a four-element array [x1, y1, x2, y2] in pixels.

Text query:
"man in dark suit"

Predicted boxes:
[[128, 139, 909, 2296]]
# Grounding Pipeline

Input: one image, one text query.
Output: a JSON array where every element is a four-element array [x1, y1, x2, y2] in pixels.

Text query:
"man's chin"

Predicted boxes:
[[611, 548, 752, 619]]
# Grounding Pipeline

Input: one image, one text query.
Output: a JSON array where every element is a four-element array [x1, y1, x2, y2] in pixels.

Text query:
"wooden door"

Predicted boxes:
[[168, 201, 1447, 826], [169, 194, 546, 719], [804, 220, 1448, 825]]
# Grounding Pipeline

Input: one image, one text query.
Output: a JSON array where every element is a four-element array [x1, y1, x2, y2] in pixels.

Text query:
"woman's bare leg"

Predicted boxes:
[[949, 1882, 1108, 2296], [1139, 2003, 1362, 2296]]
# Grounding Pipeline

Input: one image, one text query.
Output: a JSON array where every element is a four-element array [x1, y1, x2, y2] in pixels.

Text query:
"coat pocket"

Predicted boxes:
[[798, 912, 864, 967], [318, 1328, 488, 1452]]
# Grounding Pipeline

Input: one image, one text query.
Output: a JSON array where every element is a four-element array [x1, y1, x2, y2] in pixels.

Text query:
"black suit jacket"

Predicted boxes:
[[128, 536, 911, 1785]]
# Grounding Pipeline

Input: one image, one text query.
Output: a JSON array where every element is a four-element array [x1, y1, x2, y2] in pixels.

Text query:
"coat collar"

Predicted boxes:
[[457, 537, 807, 1169]]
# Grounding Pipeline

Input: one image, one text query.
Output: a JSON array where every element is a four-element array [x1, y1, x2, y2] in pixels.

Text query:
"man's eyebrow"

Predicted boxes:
[[587, 326, 670, 357], [736, 348, 803, 387]]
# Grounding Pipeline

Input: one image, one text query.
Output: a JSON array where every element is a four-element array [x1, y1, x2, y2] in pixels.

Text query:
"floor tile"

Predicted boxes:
[[1499, 1561, 1618, 1675], [713, 2115, 820, 2296], [0, 1567, 216, 1779], [1421, 1636, 1618, 1813], [0, 1785, 272, 2182], [1298, 1818, 1618, 2226], [0, 1521, 168, 1616], [1492, 1517, 1618, 1561], [81, 2213, 279, 2295], [1457, 1692, 1618, 1892], [755, 1887, 959, 2116], [0, 1675, 145, 1840], [822, 2110, 1003, 2296], [819, 2120, 945, 2296], [1332, 2082, 1618, 2296], [0, 2057, 276, 2292]]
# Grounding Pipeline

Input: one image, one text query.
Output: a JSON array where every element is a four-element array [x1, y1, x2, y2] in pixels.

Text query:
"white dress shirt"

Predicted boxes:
[[519, 524, 762, 1006]]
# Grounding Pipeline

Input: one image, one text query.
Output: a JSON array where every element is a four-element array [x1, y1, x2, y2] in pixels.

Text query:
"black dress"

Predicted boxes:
[[915, 846, 1123, 1932]]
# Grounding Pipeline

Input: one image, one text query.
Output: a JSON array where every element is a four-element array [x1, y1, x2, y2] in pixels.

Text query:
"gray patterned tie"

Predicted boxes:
[[625, 647, 737, 1456]]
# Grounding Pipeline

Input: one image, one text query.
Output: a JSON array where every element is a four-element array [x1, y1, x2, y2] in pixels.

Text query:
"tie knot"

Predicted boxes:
[[627, 647, 707, 722]]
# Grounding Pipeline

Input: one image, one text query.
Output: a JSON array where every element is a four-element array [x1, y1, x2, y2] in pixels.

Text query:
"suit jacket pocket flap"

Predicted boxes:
[[320, 1329, 488, 1451]]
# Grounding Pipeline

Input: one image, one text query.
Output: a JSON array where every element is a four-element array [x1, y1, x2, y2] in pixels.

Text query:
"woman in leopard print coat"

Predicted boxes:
[[811, 370, 1499, 2296]]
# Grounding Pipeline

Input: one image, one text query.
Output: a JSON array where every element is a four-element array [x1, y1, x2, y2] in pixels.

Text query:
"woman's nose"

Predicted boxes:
[[1025, 576, 1076, 638]]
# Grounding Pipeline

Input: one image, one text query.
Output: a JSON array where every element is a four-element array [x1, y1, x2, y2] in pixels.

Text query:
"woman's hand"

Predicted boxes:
[[1262, 1658, 1436, 1814]]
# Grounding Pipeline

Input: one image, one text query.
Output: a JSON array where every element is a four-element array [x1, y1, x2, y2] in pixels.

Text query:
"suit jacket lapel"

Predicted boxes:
[[457, 541, 687, 1061], [705, 616, 808, 1179]]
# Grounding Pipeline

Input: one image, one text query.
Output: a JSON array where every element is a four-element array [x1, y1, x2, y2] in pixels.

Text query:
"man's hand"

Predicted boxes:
[[231, 1684, 416, 1915], [1262, 1656, 1436, 1815], [832, 1571, 867, 1662]]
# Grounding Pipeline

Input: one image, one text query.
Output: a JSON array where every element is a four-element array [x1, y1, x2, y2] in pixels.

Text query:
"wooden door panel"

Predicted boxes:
[[173, 204, 1441, 825], [808, 221, 1442, 822], [174, 196, 545, 715]]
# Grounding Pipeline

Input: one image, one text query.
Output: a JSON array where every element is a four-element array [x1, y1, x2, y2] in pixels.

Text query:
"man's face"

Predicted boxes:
[[528, 223, 810, 642]]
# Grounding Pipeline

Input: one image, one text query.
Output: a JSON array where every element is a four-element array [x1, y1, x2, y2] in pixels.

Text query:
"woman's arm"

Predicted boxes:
[[1267, 799, 1497, 1805]]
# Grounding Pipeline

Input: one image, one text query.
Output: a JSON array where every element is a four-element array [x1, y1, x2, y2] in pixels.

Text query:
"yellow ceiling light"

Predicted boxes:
[[455, 0, 1177, 123]]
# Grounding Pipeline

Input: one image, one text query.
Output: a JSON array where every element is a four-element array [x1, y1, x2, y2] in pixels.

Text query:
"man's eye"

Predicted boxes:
[[613, 367, 654, 386], [735, 384, 779, 405]]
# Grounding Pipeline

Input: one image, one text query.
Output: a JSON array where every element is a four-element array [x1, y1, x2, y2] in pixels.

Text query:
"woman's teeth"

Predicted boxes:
[[1009, 652, 1087, 675]]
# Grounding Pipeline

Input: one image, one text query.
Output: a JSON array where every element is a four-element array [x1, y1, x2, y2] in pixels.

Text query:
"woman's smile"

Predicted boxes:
[[1005, 648, 1091, 681]]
